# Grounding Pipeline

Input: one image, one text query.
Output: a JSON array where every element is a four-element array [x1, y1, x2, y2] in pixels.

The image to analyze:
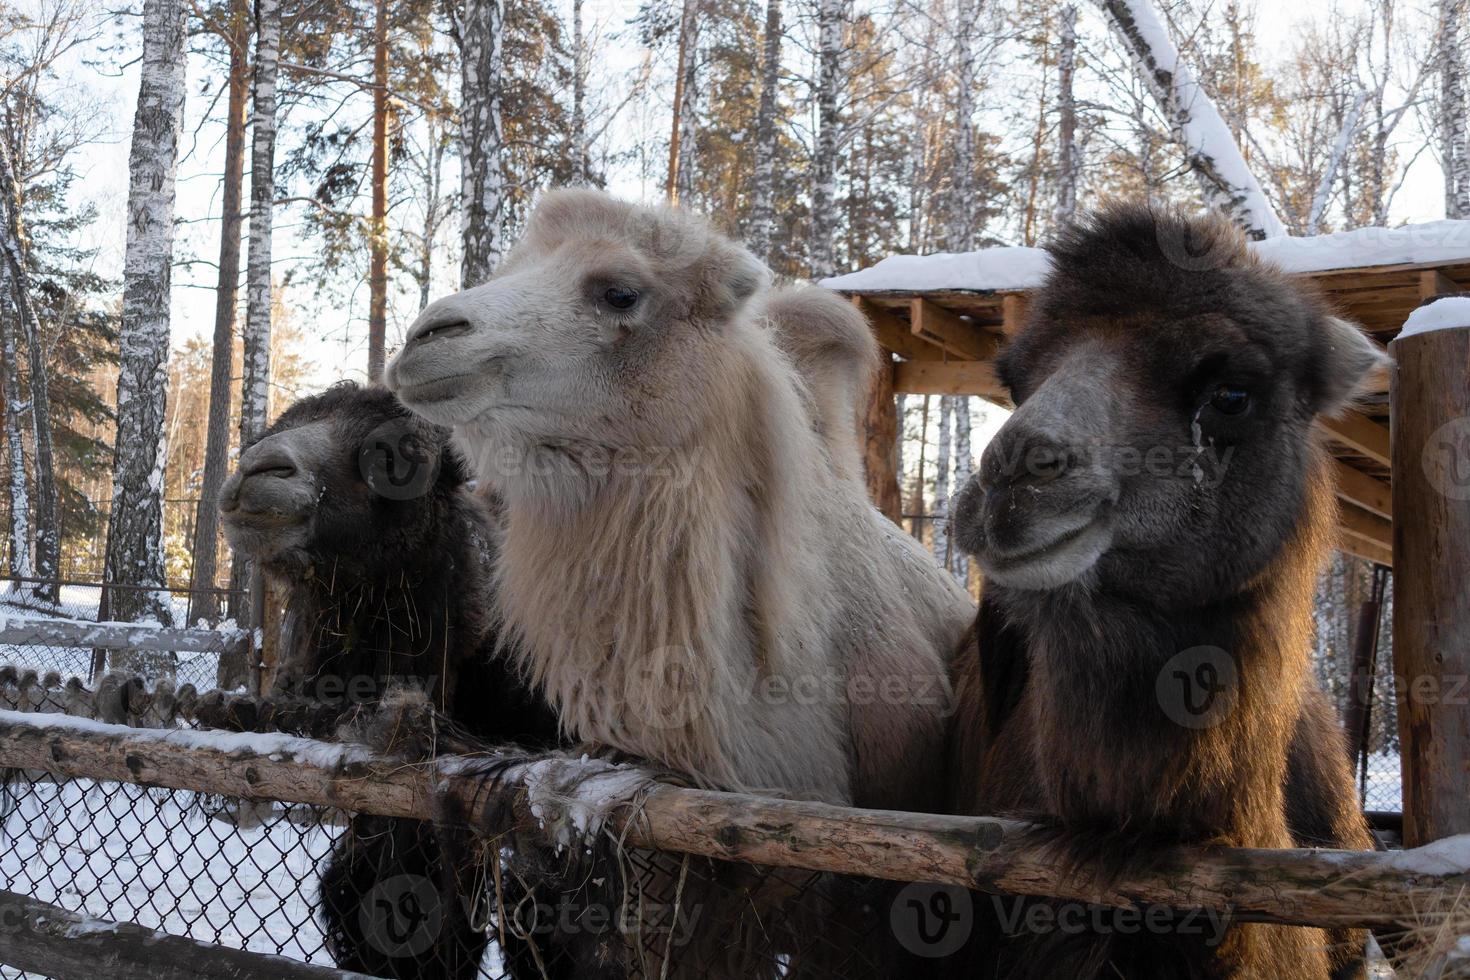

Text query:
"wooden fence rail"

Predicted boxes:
[[0, 889, 373, 980], [0, 615, 252, 655], [1, 709, 1466, 933]]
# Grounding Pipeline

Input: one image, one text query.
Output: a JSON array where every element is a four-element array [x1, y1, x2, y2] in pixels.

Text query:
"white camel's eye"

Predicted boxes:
[[604, 286, 639, 310]]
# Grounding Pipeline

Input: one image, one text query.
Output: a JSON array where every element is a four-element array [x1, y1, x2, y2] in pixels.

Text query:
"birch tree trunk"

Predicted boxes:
[[571, 0, 589, 183], [948, 0, 977, 251], [1096, 0, 1286, 239], [241, 0, 278, 452], [460, 0, 507, 286], [747, 0, 781, 260], [931, 395, 953, 568], [0, 136, 60, 602], [104, 0, 187, 630], [1306, 90, 1368, 235], [230, 0, 279, 615], [187, 0, 251, 625], [368, 0, 389, 380], [0, 265, 31, 580], [950, 398, 971, 585], [1437, 0, 1470, 219], [666, 0, 700, 203], [1053, 4, 1080, 229], [809, 0, 844, 278]]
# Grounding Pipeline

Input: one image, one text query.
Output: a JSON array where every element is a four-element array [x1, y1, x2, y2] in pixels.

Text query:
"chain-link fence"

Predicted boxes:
[[0, 669, 909, 979], [0, 577, 246, 691]]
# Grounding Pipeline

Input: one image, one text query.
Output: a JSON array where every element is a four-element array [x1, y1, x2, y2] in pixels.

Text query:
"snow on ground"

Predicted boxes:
[[0, 778, 340, 975], [820, 219, 1470, 294], [1362, 750, 1403, 813], [1400, 295, 1470, 339]]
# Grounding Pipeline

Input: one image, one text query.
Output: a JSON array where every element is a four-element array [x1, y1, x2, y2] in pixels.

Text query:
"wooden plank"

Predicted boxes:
[[0, 889, 372, 980], [0, 617, 251, 656], [1319, 412, 1391, 468], [1001, 293, 1031, 336], [864, 357, 903, 524], [1336, 532, 1392, 568], [909, 297, 1000, 360], [1338, 500, 1392, 549], [851, 297, 945, 360], [1391, 320, 1470, 847], [1421, 269, 1460, 300], [1, 709, 1468, 932], [1333, 459, 1392, 520], [893, 360, 1009, 401]]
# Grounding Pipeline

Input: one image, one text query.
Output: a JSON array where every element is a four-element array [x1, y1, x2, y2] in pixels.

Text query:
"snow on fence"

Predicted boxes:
[[0, 703, 1466, 979]]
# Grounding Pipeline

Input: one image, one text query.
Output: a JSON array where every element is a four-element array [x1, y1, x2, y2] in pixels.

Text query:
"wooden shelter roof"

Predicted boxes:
[[830, 251, 1470, 569]]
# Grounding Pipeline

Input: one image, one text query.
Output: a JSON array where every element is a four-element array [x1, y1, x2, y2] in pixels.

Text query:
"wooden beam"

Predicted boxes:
[[1420, 269, 1459, 301], [852, 297, 945, 360], [1391, 318, 1470, 847], [893, 360, 1009, 401], [1336, 532, 1392, 568], [0, 889, 373, 980], [0, 617, 251, 655], [1337, 502, 1393, 567], [1319, 412, 1391, 468], [1332, 459, 1392, 521], [909, 297, 1000, 360], [863, 353, 903, 524], [2, 710, 1469, 932], [1001, 293, 1031, 336]]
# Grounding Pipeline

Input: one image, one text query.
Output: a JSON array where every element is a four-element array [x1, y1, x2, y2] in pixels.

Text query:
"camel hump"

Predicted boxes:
[[762, 285, 879, 481]]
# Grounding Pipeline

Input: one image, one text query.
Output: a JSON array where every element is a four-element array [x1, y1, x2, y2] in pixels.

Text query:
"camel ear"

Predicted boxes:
[[1313, 316, 1388, 417], [702, 241, 771, 319]]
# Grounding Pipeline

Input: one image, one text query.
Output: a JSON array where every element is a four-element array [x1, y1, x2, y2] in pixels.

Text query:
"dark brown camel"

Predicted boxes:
[[943, 204, 1380, 979]]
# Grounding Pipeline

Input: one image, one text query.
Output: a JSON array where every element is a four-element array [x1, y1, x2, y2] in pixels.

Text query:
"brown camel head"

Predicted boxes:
[[219, 382, 468, 578], [952, 203, 1384, 605]]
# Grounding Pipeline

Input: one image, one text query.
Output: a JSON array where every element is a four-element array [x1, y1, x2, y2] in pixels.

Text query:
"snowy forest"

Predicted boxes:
[[0, 0, 1463, 746]]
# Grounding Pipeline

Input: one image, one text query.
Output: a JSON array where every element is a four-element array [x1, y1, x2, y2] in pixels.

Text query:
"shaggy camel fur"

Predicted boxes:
[[387, 189, 973, 814], [219, 383, 573, 980], [944, 204, 1379, 979]]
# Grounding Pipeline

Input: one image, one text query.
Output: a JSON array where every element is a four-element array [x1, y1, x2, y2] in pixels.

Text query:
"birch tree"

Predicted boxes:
[[0, 262, 30, 580], [571, 0, 589, 183], [187, 0, 251, 623], [457, 0, 507, 285], [950, 400, 971, 585], [103, 0, 187, 626], [1436, 0, 1469, 218], [0, 137, 62, 602], [809, 0, 845, 277], [368, 0, 389, 379], [241, 0, 279, 450], [748, 0, 782, 259], [666, 0, 701, 203], [931, 395, 952, 568], [1096, 0, 1286, 239], [1053, 4, 1080, 228], [948, 0, 979, 251]]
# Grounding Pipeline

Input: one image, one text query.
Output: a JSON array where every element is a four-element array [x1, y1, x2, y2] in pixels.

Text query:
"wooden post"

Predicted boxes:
[[1391, 309, 1470, 847], [863, 355, 902, 523]]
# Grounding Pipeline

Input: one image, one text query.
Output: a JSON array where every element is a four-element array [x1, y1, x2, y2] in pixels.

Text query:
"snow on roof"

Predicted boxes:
[[1400, 295, 1470, 339], [820, 219, 1470, 294]]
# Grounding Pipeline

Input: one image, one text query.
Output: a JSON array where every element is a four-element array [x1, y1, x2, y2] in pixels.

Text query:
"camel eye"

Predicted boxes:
[[604, 286, 639, 310], [1210, 384, 1251, 416]]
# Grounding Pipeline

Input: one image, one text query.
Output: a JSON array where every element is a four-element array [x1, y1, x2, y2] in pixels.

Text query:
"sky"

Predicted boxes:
[[36, 0, 1456, 395]]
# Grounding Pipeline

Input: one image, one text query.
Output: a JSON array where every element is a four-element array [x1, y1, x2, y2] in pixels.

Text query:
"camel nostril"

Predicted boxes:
[[245, 463, 297, 481]]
